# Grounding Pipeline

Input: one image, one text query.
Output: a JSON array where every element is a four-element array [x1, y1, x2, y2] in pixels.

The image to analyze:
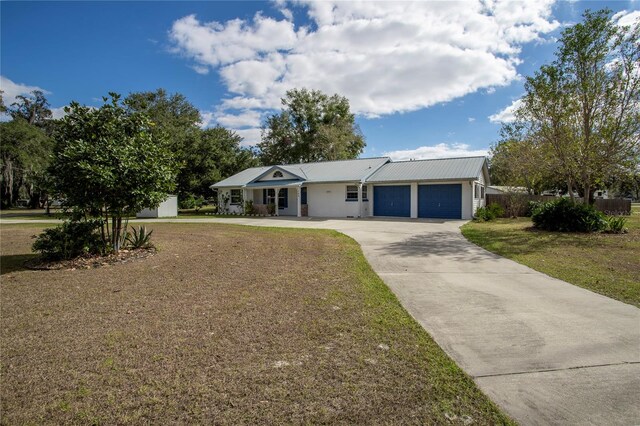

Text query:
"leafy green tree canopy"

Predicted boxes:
[[49, 93, 178, 251], [0, 119, 53, 208], [258, 88, 366, 164], [125, 89, 201, 153], [505, 9, 639, 202], [181, 126, 259, 196]]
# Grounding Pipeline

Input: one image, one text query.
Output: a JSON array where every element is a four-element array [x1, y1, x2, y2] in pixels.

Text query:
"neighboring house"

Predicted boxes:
[[486, 185, 528, 195], [211, 156, 489, 220]]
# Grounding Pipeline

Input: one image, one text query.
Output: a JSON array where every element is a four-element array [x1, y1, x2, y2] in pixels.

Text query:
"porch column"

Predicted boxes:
[[297, 186, 302, 218], [358, 183, 363, 218], [274, 187, 279, 216], [242, 188, 248, 212]]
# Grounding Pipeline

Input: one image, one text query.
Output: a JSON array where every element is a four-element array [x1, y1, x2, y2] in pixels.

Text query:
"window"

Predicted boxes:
[[230, 189, 242, 205], [346, 185, 359, 201], [301, 187, 307, 205], [279, 188, 288, 208], [480, 185, 485, 198], [474, 183, 481, 199], [362, 185, 368, 201], [273, 170, 283, 178], [262, 188, 288, 208]]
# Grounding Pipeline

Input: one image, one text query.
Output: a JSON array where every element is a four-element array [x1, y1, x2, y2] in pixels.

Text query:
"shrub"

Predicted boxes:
[[525, 201, 541, 217], [179, 193, 205, 211], [32, 220, 104, 261], [474, 202, 505, 221], [126, 225, 154, 248], [267, 203, 276, 215], [531, 198, 607, 232], [244, 200, 255, 215], [604, 216, 628, 234]]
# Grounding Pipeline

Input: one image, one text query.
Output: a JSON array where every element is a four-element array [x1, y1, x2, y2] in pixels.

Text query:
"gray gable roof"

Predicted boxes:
[[211, 156, 489, 188], [365, 156, 488, 183], [211, 157, 390, 188]]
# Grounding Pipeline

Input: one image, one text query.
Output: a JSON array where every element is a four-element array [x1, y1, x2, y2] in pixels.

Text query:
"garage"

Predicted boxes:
[[374, 185, 411, 217], [418, 184, 462, 219]]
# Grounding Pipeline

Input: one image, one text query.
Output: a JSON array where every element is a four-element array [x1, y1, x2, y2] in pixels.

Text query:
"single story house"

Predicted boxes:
[[210, 156, 489, 220]]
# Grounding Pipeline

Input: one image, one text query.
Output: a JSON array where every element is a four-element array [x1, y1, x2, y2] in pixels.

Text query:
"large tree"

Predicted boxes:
[[489, 122, 558, 195], [180, 126, 259, 196], [505, 9, 640, 202], [0, 119, 53, 208], [49, 93, 178, 252], [125, 89, 201, 155], [125, 89, 257, 198], [9, 90, 52, 126], [258, 88, 365, 164]]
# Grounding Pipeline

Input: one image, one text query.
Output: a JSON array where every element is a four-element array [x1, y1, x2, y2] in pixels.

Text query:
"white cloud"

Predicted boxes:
[[234, 127, 262, 147], [191, 65, 210, 75], [0, 75, 50, 106], [489, 98, 523, 123], [383, 143, 488, 161], [468, 117, 476, 123], [50, 106, 68, 119], [199, 111, 216, 128], [214, 109, 262, 128], [613, 10, 640, 28], [169, 1, 559, 145]]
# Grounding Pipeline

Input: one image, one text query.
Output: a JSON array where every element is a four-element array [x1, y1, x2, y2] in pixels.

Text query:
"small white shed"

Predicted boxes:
[[136, 195, 178, 218]]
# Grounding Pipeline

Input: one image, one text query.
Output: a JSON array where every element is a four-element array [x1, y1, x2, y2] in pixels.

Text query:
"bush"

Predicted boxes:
[[267, 203, 276, 215], [474, 202, 505, 221], [604, 216, 628, 234], [179, 193, 205, 211], [32, 220, 104, 261], [244, 200, 255, 215], [531, 198, 607, 232], [525, 201, 541, 217]]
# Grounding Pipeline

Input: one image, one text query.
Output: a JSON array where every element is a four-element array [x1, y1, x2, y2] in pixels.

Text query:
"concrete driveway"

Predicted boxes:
[[4, 216, 639, 424]]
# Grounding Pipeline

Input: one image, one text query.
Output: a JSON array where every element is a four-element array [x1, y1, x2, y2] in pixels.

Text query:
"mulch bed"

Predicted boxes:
[[25, 247, 156, 271]]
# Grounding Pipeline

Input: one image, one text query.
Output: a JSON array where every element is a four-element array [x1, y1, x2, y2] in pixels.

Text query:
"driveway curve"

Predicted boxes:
[[4, 216, 639, 424]]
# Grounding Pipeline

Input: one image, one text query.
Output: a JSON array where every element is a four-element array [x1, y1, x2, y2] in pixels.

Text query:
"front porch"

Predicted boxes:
[[244, 184, 307, 217]]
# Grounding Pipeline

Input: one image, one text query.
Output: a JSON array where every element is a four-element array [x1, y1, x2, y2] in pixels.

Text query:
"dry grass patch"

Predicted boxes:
[[1, 223, 512, 425]]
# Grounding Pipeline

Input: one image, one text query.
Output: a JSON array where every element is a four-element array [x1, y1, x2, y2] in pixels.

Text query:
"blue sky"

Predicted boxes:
[[1, 1, 638, 160]]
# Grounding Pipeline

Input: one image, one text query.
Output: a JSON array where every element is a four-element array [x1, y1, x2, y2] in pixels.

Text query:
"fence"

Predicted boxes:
[[593, 198, 632, 215], [485, 194, 631, 216]]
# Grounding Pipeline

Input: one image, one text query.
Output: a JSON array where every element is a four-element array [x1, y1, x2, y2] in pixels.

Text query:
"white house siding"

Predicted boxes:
[[307, 183, 363, 218], [472, 172, 487, 215]]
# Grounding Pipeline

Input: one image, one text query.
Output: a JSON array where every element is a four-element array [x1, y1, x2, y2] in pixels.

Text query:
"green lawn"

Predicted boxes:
[[1, 223, 513, 424], [461, 208, 640, 307]]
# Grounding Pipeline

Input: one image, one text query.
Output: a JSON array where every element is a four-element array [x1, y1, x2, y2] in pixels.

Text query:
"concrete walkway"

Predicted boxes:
[[3, 216, 639, 424]]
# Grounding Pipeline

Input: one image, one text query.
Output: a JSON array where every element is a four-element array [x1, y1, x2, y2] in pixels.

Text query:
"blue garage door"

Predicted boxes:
[[418, 184, 462, 219], [374, 186, 411, 217]]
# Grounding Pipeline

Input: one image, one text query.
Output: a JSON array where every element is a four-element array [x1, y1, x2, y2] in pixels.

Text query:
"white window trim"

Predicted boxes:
[[230, 189, 242, 205], [346, 185, 359, 201]]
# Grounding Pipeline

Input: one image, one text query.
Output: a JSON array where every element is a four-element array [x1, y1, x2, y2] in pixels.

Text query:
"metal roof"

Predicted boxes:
[[211, 166, 272, 188], [365, 156, 487, 183], [281, 157, 390, 183], [211, 157, 390, 188]]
